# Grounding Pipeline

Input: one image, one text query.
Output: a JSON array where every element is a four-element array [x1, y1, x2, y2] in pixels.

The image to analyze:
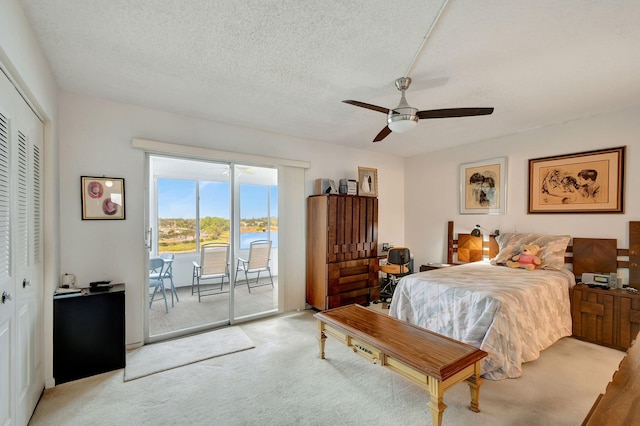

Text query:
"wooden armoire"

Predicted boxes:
[[306, 194, 379, 310]]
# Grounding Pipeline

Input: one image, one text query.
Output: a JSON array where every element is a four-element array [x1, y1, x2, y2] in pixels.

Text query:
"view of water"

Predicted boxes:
[[240, 231, 278, 249]]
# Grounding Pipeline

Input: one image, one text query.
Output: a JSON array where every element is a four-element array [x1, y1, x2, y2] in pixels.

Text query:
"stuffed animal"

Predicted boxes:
[[506, 244, 542, 271]]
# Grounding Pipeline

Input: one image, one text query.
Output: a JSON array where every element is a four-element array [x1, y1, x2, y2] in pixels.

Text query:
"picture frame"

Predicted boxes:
[[357, 167, 378, 197], [81, 176, 126, 220], [315, 178, 338, 195], [528, 146, 625, 214], [459, 157, 507, 214]]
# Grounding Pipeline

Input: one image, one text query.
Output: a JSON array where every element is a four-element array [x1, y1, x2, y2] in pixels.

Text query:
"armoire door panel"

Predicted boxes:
[[327, 196, 338, 263], [342, 197, 353, 261]]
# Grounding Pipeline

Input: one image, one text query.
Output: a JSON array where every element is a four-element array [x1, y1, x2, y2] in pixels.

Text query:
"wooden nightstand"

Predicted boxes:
[[571, 284, 640, 350], [419, 263, 456, 272]]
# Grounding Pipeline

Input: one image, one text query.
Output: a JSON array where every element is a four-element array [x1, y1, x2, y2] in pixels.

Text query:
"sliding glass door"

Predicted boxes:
[[234, 169, 278, 319], [147, 156, 278, 342]]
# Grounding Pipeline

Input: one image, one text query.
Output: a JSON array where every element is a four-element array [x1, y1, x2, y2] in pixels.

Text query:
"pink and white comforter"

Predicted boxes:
[[388, 261, 575, 380]]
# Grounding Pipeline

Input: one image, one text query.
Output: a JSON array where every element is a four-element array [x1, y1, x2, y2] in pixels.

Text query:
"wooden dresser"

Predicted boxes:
[[306, 194, 379, 310], [571, 284, 640, 351], [582, 331, 640, 425], [570, 222, 640, 351]]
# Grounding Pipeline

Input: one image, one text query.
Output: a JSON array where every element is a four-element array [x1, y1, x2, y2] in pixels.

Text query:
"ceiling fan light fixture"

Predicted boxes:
[[387, 86, 418, 133], [388, 104, 418, 133], [388, 118, 418, 133]]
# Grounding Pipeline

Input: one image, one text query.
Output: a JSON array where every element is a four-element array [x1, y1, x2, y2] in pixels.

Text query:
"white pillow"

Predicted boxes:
[[491, 233, 571, 270]]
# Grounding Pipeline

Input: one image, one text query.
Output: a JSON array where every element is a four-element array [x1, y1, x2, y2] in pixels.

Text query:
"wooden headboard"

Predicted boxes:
[[447, 220, 640, 290], [447, 221, 498, 263]]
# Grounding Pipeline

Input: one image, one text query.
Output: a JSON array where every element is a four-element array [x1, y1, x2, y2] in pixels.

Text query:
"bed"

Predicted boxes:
[[388, 221, 633, 380]]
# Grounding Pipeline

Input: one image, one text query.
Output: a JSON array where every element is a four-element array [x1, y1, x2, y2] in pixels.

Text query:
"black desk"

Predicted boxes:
[[53, 284, 125, 384]]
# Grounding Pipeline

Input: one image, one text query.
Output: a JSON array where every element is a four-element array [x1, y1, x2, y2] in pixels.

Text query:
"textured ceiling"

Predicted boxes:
[[18, 0, 640, 157]]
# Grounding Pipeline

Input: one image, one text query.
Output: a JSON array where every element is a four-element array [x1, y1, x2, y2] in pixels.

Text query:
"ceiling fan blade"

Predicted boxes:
[[373, 126, 392, 142], [417, 107, 494, 120], [342, 100, 391, 115]]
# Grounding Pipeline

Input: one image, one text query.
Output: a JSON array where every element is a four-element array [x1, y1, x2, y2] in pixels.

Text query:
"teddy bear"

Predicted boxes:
[[506, 244, 542, 271]]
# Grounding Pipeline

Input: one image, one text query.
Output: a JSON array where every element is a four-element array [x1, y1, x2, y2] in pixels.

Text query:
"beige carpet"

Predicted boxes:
[[124, 326, 254, 381], [31, 310, 625, 425]]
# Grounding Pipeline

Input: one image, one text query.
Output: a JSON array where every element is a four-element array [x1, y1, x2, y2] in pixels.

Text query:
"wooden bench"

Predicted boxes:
[[315, 304, 487, 426]]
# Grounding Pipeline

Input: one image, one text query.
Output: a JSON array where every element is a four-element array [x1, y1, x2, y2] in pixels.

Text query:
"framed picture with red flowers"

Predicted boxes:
[[81, 176, 126, 220]]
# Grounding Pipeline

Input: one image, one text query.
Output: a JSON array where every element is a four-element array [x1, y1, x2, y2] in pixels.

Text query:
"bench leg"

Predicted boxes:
[[317, 320, 327, 359], [427, 379, 446, 426], [466, 361, 484, 413]]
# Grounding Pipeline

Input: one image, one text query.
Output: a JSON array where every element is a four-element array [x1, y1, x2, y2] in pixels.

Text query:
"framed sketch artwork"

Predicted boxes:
[[528, 146, 625, 213], [81, 176, 126, 220], [358, 167, 378, 197], [459, 157, 507, 214]]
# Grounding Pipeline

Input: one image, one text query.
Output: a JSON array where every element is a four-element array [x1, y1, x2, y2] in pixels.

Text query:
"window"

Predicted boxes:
[[157, 178, 231, 253], [238, 183, 278, 249], [199, 180, 230, 245], [157, 178, 197, 253], [154, 162, 277, 253]]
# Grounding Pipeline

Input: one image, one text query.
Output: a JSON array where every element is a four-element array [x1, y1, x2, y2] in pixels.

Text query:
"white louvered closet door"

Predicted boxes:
[[0, 72, 12, 426], [0, 69, 44, 426]]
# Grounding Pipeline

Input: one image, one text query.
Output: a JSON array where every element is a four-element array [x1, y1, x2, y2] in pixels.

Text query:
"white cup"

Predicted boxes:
[[62, 273, 76, 288]]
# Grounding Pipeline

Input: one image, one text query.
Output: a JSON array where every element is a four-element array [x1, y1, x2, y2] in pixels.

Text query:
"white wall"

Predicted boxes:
[[405, 106, 640, 282], [13, 0, 636, 387], [58, 91, 406, 347], [1, 0, 60, 389]]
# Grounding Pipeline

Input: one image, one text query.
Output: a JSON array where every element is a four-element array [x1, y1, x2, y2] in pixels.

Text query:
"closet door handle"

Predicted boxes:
[[1, 291, 12, 304], [23, 279, 31, 288]]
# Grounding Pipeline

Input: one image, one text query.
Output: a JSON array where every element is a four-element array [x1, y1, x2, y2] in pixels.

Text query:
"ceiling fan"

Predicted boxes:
[[342, 77, 494, 142]]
